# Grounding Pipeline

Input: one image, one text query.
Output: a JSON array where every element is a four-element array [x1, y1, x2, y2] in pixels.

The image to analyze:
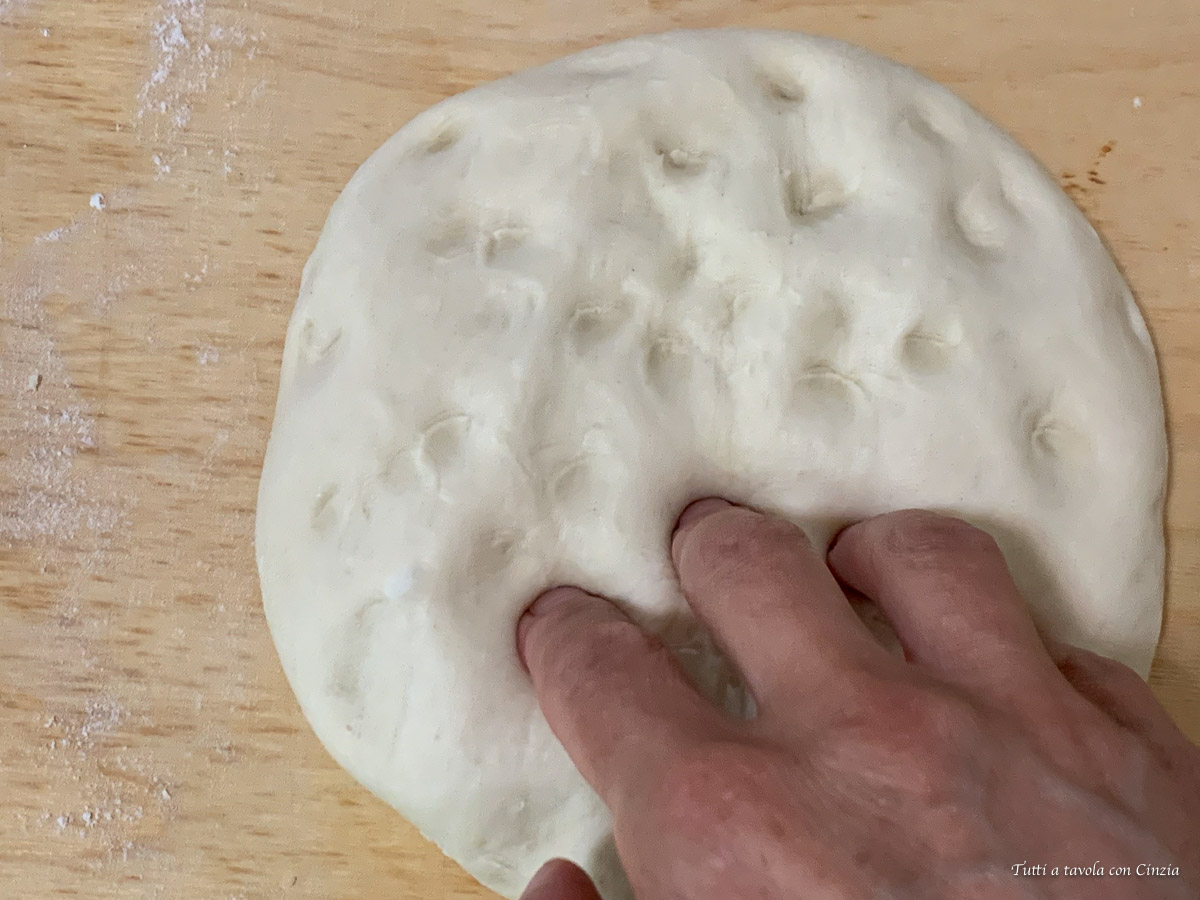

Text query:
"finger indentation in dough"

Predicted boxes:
[[478, 279, 546, 332], [783, 167, 847, 218], [420, 414, 472, 475], [568, 299, 628, 352], [899, 316, 963, 374], [716, 287, 752, 332], [311, 483, 340, 532], [793, 362, 864, 416], [297, 318, 343, 366], [643, 331, 693, 396], [655, 141, 707, 175], [483, 224, 530, 265], [953, 183, 1008, 250], [1029, 412, 1088, 462], [426, 218, 474, 258], [424, 117, 466, 154], [548, 459, 592, 507], [666, 238, 700, 288], [758, 62, 806, 104], [901, 101, 967, 145], [378, 447, 419, 493], [470, 529, 521, 576]]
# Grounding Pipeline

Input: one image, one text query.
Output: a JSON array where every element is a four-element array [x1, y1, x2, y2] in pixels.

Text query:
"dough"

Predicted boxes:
[[256, 29, 1166, 899]]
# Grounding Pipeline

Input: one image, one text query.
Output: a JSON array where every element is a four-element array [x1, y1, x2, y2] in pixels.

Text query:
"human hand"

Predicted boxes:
[[516, 500, 1200, 899]]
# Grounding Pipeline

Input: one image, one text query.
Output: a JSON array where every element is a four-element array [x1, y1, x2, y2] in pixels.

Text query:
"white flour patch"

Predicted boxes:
[[184, 254, 209, 285], [137, 0, 261, 177], [0, 403, 116, 543], [3, 0, 270, 888], [0, 0, 36, 24], [35, 696, 174, 865], [92, 270, 130, 315], [2, 216, 159, 883], [0, 241, 127, 545], [35, 222, 83, 244], [43, 698, 126, 753]]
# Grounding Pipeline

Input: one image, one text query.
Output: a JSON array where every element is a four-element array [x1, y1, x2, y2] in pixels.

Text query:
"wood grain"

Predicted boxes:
[[2, 0, 1198, 896]]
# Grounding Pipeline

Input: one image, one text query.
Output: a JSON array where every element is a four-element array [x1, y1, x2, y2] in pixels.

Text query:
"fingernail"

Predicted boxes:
[[671, 498, 733, 565], [528, 585, 582, 617], [520, 859, 595, 900], [675, 497, 733, 533], [519, 861, 557, 899], [516, 587, 583, 671]]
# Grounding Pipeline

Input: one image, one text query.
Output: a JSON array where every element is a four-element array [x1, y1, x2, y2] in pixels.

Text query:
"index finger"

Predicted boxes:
[[517, 586, 732, 806]]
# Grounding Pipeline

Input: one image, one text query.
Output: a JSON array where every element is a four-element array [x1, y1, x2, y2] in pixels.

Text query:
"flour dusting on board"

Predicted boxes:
[[1, 248, 126, 545], [1, 227, 154, 869], [2, 0, 272, 888], [138, 0, 260, 176], [0, 0, 36, 24]]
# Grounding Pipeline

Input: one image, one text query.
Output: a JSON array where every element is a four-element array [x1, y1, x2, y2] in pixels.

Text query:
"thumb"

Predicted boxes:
[[519, 859, 603, 900]]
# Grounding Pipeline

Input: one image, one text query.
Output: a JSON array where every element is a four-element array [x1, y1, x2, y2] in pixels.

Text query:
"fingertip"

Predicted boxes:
[[516, 586, 591, 672], [516, 609, 535, 671], [513, 583, 722, 804], [520, 858, 602, 900], [826, 520, 857, 557], [675, 497, 733, 532], [671, 497, 734, 565]]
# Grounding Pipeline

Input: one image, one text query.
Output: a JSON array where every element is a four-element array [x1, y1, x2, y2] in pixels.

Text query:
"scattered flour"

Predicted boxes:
[[0, 0, 35, 24], [2, 0, 270, 890], [43, 698, 125, 753], [137, 0, 261, 177], [31, 695, 170, 861], [0, 252, 124, 544], [35, 222, 82, 244]]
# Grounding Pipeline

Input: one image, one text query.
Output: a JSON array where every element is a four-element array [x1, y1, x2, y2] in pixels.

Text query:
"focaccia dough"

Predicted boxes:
[[256, 30, 1166, 899]]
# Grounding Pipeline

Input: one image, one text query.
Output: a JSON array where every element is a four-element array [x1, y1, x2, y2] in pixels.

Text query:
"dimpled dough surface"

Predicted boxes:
[[256, 29, 1166, 899]]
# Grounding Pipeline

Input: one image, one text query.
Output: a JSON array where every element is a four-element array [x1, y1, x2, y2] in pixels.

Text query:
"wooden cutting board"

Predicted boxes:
[[2, 0, 1198, 896]]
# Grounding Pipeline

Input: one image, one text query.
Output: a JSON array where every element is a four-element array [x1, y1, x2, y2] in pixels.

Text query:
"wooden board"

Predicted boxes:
[[2, 0, 1198, 896]]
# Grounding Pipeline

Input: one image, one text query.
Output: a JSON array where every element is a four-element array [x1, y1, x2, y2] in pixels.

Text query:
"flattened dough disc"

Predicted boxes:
[[256, 29, 1166, 899]]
